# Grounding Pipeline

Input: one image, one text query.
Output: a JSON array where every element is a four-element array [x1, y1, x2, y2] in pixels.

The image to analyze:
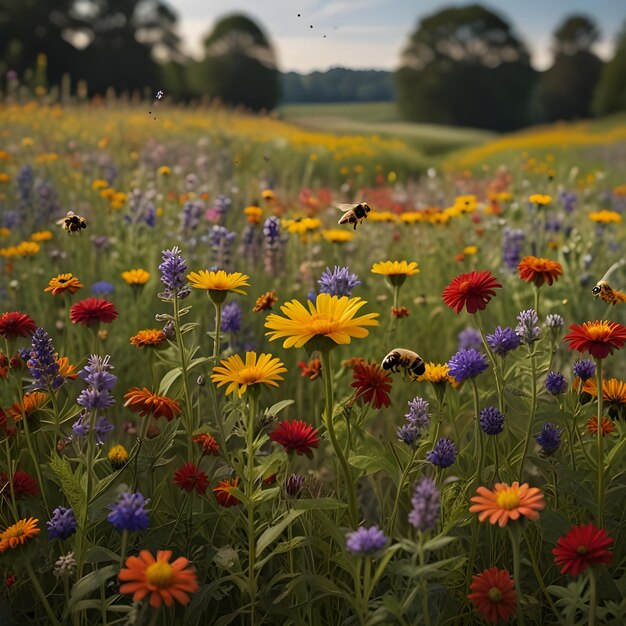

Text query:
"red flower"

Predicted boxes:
[[552, 523, 613, 577], [442, 270, 502, 314], [270, 419, 320, 458], [192, 433, 220, 456], [69, 298, 118, 326], [0, 470, 39, 499], [351, 361, 392, 409], [468, 567, 517, 623], [5, 574, 16, 588], [297, 358, 322, 381], [518, 256, 563, 287], [0, 353, 8, 379], [0, 312, 37, 339], [563, 320, 626, 360], [213, 478, 240, 507], [173, 463, 208, 495], [123, 388, 182, 421]]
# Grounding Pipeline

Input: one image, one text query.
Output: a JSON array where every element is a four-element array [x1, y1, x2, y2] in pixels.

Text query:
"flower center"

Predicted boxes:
[[576, 545, 588, 555], [238, 366, 262, 385], [309, 314, 338, 336], [496, 487, 520, 510], [488, 587, 502, 602], [586, 323, 609, 340], [146, 561, 174, 588], [459, 280, 471, 293]]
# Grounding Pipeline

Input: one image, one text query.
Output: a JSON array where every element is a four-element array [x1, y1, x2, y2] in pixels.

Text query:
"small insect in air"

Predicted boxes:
[[56, 210, 87, 234], [155, 90, 164, 100], [337, 202, 371, 230], [381, 349, 425, 380], [592, 280, 626, 305]]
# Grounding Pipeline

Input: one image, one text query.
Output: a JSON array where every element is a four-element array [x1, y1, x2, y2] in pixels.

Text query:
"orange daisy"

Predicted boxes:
[[130, 329, 167, 348], [8, 391, 49, 419], [213, 478, 240, 507], [586, 416, 615, 436], [518, 256, 563, 287], [0, 517, 40, 553], [56, 356, 77, 379], [469, 482, 545, 527], [119, 549, 199, 609], [123, 388, 182, 421], [44, 273, 84, 296]]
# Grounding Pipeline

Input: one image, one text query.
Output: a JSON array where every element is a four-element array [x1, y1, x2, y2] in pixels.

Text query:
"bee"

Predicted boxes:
[[337, 202, 371, 230], [56, 211, 87, 234], [381, 349, 425, 379], [592, 280, 626, 305]]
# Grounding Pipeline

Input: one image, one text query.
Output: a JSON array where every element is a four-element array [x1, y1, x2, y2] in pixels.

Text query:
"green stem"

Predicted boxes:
[[213, 301, 223, 360], [474, 313, 504, 415], [533, 285, 540, 321], [389, 447, 418, 534], [508, 524, 526, 626], [595, 359, 604, 526], [362, 558, 372, 625], [3, 439, 19, 518], [119, 529, 129, 569], [470, 379, 484, 485], [419, 534, 432, 626], [588, 568, 597, 626], [518, 346, 537, 479], [493, 435, 501, 482], [246, 391, 258, 626], [525, 535, 564, 625], [321, 350, 359, 527], [24, 560, 61, 626]]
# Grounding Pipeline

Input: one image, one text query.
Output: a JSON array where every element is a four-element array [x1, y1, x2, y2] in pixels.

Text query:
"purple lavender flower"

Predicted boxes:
[[207, 225, 236, 270], [107, 492, 150, 532], [397, 423, 420, 446], [345, 526, 388, 556], [559, 191, 576, 214], [262, 217, 284, 275], [76, 387, 115, 410], [545, 372, 567, 395], [408, 477, 440, 532], [318, 266, 361, 297], [405, 397, 430, 429], [573, 359, 595, 382], [239, 224, 262, 265], [515, 309, 540, 344], [27, 328, 64, 390], [213, 195, 231, 219], [503, 227, 525, 271], [536, 422, 563, 456], [79, 355, 117, 391], [158, 246, 190, 300], [285, 474, 305, 497], [47, 507, 77, 540], [162, 321, 175, 339], [480, 407, 505, 435], [220, 302, 242, 333], [263, 216, 281, 247], [544, 314, 564, 340], [426, 438, 458, 468], [94, 416, 114, 444], [447, 349, 488, 382], [458, 327, 483, 351], [71, 414, 90, 438], [486, 326, 521, 356]]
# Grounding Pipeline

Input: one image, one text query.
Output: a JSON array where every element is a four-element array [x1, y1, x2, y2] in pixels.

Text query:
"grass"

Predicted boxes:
[[280, 101, 496, 155]]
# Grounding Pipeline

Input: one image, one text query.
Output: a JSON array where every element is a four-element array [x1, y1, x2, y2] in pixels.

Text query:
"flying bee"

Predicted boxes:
[[381, 348, 425, 380], [56, 211, 87, 234], [337, 202, 371, 230], [592, 280, 626, 305]]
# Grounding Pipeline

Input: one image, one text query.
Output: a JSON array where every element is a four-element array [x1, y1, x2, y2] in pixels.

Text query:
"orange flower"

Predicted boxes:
[[586, 416, 615, 436], [518, 256, 563, 287], [9, 391, 49, 419], [44, 273, 83, 296], [0, 517, 40, 553], [564, 321, 626, 360], [469, 482, 545, 527], [123, 388, 182, 421], [56, 356, 77, 379], [213, 478, 240, 507], [130, 329, 167, 348], [252, 290, 278, 312], [119, 549, 199, 609]]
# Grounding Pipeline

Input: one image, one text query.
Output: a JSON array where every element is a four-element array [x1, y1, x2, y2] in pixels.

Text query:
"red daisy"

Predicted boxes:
[[0, 408, 16, 437], [173, 463, 208, 495], [442, 270, 502, 314], [69, 298, 118, 326], [0, 471, 39, 499], [563, 320, 626, 360], [270, 419, 320, 458], [468, 567, 517, 623], [518, 256, 563, 287], [192, 433, 220, 456], [0, 312, 37, 339], [351, 361, 392, 409], [213, 478, 240, 507], [552, 523, 613, 577]]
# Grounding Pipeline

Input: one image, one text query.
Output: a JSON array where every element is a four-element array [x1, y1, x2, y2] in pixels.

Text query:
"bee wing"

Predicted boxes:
[[336, 203, 356, 212], [55, 217, 67, 225]]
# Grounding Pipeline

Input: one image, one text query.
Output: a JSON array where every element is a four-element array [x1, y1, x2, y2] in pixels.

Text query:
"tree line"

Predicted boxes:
[[1, 1, 626, 130]]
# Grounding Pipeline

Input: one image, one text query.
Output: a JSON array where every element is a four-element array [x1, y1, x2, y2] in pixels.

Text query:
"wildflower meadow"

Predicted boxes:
[[0, 99, 625, 626]]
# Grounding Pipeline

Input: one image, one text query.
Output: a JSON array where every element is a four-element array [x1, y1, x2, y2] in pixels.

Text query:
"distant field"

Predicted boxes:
[[280, 101, 496, 155]]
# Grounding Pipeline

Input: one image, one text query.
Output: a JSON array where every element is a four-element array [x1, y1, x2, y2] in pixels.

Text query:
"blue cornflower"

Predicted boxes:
[[220, 302, 242, 333], [486, 326, 521, 356], [426, 437, 458, 468], [158, 246, 190, 300], [47, 507, 77, 540], [318, 266, 361, 297], [91, 281, 115, 296], [345, 526, 388, 556], [397, 423, 420, 447], [545, 372, 568, 395], [536, 422, 563, 456], [480, 406, 505, 435], [447, 349, 488, 382], [27, 327, 64, 390], [458, 327, 482, 351], [408, 477, 440, 532], [515, 309, 540, 344], [107, 492, 150, 532], [405, 397, 430, 429], [573, 359, 595, 382]]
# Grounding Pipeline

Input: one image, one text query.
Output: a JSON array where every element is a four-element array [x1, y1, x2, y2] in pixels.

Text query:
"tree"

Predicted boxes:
[[203, 14, 280, 111], [395, 4, 536, 131], [533, 15, 602, 122], [593, 21, 626, 116]]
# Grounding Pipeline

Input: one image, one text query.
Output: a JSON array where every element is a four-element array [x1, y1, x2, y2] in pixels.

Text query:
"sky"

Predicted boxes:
[[171, 0, 626, 72]]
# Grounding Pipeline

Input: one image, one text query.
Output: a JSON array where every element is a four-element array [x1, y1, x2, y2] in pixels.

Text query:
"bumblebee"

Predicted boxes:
[[337, 202, 371, 230], [381, 349, 425, 379], [56, 211, 87, 234], [592, 280, 626, 305]]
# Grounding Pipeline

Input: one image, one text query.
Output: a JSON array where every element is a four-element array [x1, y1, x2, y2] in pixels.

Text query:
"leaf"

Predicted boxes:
[[137, 419, 179, 472], [255, 509, 304, 558], [349, 454, 397, 477], [266, 399, 295, 416], [66, 565, 118, 613], [49, 454, 86, 522], [291, 497, 348, 510], [158, 367, 182, 396], [422, 535, 457, 552]]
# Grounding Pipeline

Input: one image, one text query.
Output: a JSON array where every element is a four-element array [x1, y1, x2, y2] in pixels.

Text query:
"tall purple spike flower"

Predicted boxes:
[[408, 477, 440, 532], [502, 227, 525, 271], [515, 309, 540, 344], [27, 327, 64, 390], [263, 217, 284, 274], [158, 246, 190, 300], [318, 266, 361, 297], [397, 396, 430, 447], [207, 225, 236, 271]]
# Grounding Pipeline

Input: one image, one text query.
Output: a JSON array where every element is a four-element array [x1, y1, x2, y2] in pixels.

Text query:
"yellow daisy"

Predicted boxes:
[[322, 229, 354, 244], [371, 261, 420, 276], [588, 210, 622, 224], [121, 269, 150, 285], [44, 273, 84, 296], [418, 362, 457, 386], [529, 193, 552, 206], [187, 270, 249, 295], [211, 352, 287, 397], [265, 293, 379, 350]]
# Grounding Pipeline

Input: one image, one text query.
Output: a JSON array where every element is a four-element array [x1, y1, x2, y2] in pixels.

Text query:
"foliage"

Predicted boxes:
[[593, 20, 626, 116]]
